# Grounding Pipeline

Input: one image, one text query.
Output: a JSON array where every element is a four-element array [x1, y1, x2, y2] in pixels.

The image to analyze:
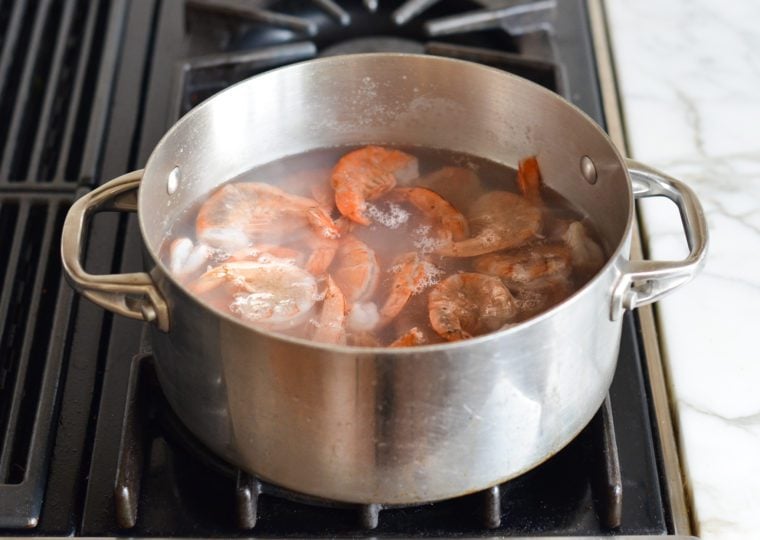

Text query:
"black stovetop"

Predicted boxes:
[[0, 0, 672, 536]]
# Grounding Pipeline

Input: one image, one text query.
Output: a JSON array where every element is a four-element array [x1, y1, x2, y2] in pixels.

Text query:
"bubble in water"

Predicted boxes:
[[365, 202, 409, 229], [412, 261, 444, 294], [388, 259, 443, 295], [230, 292, 276, 321], [208, 247, 231, 263], [515, 289, 543, 312], [412, 225, 447, 254]]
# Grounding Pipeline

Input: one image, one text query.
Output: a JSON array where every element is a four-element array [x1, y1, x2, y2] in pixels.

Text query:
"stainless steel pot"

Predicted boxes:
[[61, 54, 707, 505]]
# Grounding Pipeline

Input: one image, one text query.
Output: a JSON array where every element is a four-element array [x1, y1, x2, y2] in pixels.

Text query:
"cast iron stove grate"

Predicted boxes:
[[0, 0, 116, 529], [171, 0, 563, 121]]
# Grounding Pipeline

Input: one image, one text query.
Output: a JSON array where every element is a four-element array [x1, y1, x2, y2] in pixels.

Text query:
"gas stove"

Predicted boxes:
[[0, 0, 693, 537]]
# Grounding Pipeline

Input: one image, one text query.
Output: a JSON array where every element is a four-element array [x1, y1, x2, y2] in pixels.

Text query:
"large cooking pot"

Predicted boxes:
[[61, 54, 707, 505]]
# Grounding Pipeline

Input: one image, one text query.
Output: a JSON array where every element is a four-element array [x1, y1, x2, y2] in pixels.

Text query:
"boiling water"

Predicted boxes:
[[161, 146, 605, 347]]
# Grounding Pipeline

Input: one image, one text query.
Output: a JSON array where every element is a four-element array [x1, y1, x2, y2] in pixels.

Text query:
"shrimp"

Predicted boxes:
[[378, 252, 441, 326], [416, 166, 483, 213], [389, 327, 426, 348], [516, 156, 542, 205], [391, 294, 442, 345], [346, 301, 380, 332], [436, 191, 541, 257], [304, 217, 357, 276], [562, 221, 605, 277], [472, 242, 573, 286], [331, 146, 419, 225], [428, 273, 518, 342], [196, 182, 339, 250], [311, 276, 347, 344], [168, 238, 211, 277], [304, 235, 339, 276], [226, 244, 304, 265], [540, 218, 606, 274], [188, 259, 318, 330], [387, 187, 469, 241], [332, 236, 380, 303], [310, 178, 336, 214]]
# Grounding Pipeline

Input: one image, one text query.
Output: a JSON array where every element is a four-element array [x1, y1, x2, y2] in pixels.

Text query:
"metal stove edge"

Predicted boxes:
[[587, 0, 694, 537]]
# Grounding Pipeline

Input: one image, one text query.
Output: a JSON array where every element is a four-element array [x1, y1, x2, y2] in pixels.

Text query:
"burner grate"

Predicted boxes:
[[169, 42, 318, 124], [0, 0, 111, 188], [0, 194, 75, 528], [425, 40, 559, 91], [0, 0, 138, 530], [173, 0, 559, 120]]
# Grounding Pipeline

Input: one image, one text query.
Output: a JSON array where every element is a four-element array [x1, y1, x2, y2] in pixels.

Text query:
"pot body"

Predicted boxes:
[[149, 262, 622, 504], [62, 54, 708, 505]]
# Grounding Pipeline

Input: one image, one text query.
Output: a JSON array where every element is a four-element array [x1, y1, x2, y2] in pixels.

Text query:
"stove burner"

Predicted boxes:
[[178, 0, 561, 121], [321, 35, 424, 55]]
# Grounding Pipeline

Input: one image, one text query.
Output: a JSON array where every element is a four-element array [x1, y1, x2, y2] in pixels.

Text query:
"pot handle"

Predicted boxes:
[[610, 159, 708, 320], [61, 170, 170, 332]]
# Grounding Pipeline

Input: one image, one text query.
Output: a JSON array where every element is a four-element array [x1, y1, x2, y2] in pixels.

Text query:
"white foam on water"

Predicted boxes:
[[413, 261, 444, 294], [230, 292, 277, 321], [412, 225, 447, 254], [365, 202, 409, 229], [388, 259, 443, 295], [206, 247, 231, 263]]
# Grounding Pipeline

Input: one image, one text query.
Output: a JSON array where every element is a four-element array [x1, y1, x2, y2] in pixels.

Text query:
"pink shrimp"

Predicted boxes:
[[387, 186, 469, 242], [435, 191, 542, 257], [428, 272, 518, 341], [196, 182, 339, 250], [331, 146, 419, 225], [311, 276, 347, 344], [332, 235, 380, 303]]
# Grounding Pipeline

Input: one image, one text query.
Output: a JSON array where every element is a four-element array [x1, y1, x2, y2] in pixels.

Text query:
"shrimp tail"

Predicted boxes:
[[435, 231, 501, 257], [312, 276, 347, 344], [390, 327, 427, 347], [306, 244, 338, 275], [517, 156, 542, 205], [334, 189, 371, 225], [306, 206, 341, 239], [428, 304, 472, 342]]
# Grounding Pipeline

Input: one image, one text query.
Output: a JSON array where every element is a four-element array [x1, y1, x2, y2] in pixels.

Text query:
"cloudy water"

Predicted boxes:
[[161, 145, 606, 347]]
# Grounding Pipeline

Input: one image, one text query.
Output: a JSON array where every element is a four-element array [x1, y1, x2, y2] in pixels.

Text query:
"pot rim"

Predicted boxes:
[[140, 53, 633, 353]]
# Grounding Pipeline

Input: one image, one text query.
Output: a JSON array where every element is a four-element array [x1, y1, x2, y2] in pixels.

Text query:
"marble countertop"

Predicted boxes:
[[606, 1, 760, 538]]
